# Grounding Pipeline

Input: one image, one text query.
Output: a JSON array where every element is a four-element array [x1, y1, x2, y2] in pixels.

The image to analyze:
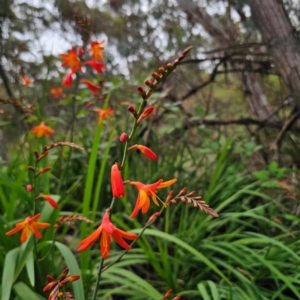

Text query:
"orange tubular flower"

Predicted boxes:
[[60, 47, 82, 74], [6, 213, 50, 243], [31, 122, 54, 138], [93, 108, 114, 124], [88, 40, 105, 61], [132, 144, 158, 160], [84, 61, 105, 74], [50, 87, 64, 98], [81, 79, 100, 95], [36, 194, 58, 209], [21, 77, 32, 86], [129, 178, 177, 218], [111, 163, 125, 198], [137, 106, 155, 123], [62, 73, 73, 89], [78, 211, 138, 258]]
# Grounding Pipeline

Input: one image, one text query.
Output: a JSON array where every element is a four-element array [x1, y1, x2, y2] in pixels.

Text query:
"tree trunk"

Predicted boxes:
[[178, 0, 274, 120], [247, 0, 300, 109]]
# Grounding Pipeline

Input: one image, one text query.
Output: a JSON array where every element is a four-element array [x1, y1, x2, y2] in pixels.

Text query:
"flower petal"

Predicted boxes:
[[78, 225, 103, 252], [100, 230, 111, 258]]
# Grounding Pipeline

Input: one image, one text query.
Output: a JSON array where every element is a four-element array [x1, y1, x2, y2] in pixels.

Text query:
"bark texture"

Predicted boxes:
[[177, 0, 274, 120], [247, 0, 300, 108]]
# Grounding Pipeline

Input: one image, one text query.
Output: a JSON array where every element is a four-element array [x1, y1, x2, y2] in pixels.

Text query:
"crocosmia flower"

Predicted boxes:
[[21, 77, 32, 86], [60, 47, 82, 74], [129, 178, 177, 218], [93, 108, 114, 124], [88, 40, 105, 61], [6, 213, 50, 243], [31, 122, 54, 138], [81, 79, 100, 95], [78, 211, 138, 258], [36, 194, 59, 209], [111, 163, 125, 198], [128, 144, 157, 160], [84, 61, 105, 74], [50, 87, 64, 98], [62, 73, 73, 89]]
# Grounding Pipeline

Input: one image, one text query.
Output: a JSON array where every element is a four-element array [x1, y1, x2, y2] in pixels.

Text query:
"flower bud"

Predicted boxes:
[[151, 72, 161, 80], [26, 184, 33, 192], [170, 199, 177, 204], [36, 194, 58, 209], [111, 163, 125, 198], [137, 106, 155, 124], [137, 86, 146, 98], [144, 79, 153, 87], [158, 67, 165, 73], [35, 167, 51, 177], [119, 133, 128, 142], [128, 105, 137, 117], [28, 166, 35, 172], [78, 46, 84, 57]]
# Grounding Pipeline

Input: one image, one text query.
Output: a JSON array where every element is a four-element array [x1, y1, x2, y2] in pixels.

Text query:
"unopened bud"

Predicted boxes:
[[137, 106, 155, 123], [59, 268, 69, 281], [186, 191, 196, 197], [34, 151, 39, 159], [170, 199, 177, 204], [35, 167, 51, 177], [26, 184, 33, 192], [166, 63, 173, 69], [162, 289, 173, 300], [177, 187, 187, 197], [147, 212, 160, 225], [151, 72, 161, 80], [137, 86, 146, 98], [37, 151, 48, 161], [158, 67, 165, 73], [165, 191, 174, 203], [78, 46, 84, 57], [172, 296, 181, 300], [144, 79, 153, 87], [22, 109, 32, 113], [28, 166, 35, 172], [128, 105, 137, 117], [86, 101, 93, 108], [119, 133, 128, 142], [181, 197, 186, 203]]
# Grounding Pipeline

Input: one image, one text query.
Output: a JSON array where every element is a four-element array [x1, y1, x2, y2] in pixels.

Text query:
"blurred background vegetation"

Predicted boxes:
[[1, 0, 300, 299]]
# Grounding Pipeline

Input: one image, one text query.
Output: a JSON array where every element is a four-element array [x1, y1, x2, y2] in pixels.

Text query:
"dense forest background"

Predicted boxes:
[[1, 0, 300, 299]]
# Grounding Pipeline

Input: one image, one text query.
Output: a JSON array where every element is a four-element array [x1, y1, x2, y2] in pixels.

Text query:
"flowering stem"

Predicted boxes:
[[101, 204, 166, 273], [91, 46, 193, 299], [91, 257, 105, 300]]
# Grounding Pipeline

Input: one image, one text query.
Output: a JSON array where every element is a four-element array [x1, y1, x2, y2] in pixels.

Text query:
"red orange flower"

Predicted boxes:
[[84, 61, 105, 73], [60, 47, 82, 73], [62, 73, 73, 89], [6, 214, 50, 243], [21, 77, 32, 86], [93, 108, 114, 124], [81, 79, 100, 95], [137, 106, 155, 123], [111, 163, 125, 198], [78, 211, 138, 258], [88, 40, 105, 61], [36, 194, 58, 209], [128, 144, 158, 160], [128, 178, 177, 218], [31, 122, 54, 138], [50, 88, 64, 99]]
